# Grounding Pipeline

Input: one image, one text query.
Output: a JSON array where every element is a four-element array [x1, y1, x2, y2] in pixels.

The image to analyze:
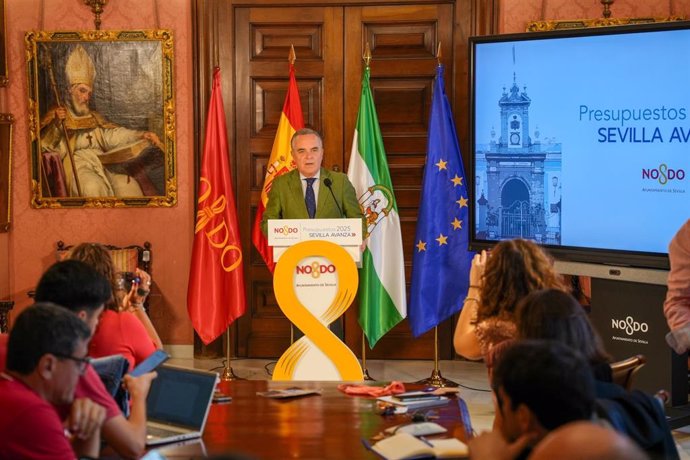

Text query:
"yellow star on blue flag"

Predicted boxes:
[[409, 64, 475, 337]]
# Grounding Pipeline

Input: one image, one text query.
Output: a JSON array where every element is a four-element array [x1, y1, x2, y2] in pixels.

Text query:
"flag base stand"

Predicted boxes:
[[221, 364, 243, 381], [415, 368, 459, 388], [361, 334, 376, 381], [362, 368, 375, 381], [221, 327, 244, 381], [415, 326, 458, 388]]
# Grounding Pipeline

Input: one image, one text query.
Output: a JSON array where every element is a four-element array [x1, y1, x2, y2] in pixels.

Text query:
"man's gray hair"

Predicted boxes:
[[291, 128, 323, 151]]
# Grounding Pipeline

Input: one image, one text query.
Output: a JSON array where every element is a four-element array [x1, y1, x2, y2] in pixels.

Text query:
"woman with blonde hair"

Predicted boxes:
[[453, 238, 566, 372], [70, 243, 163, 368]]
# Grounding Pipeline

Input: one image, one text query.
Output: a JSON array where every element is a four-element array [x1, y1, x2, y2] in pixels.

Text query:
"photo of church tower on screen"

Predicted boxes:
[[475, 73, 562, 244]]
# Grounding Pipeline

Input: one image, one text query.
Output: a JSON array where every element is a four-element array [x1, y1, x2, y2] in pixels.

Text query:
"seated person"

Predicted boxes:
[[516, 289, 612, 381], [70, 242, 162, 368], [468, 340, 596, 460], [529, 421, 648, 460], [0, 303, 106, 459], [516, 289, 678, 459], [453, 239, 566, 375], [0, 260, 157, 459]]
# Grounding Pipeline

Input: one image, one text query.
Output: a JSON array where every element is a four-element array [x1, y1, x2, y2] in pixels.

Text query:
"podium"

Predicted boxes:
[[268, 219, 364, 381]]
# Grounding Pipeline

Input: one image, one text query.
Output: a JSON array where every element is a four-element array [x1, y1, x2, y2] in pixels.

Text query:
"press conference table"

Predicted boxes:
[[153, 380, 473, 459]]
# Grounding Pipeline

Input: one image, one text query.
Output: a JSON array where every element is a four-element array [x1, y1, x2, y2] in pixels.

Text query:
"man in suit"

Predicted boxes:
[[261, 128, 363, 233], [262, 128, 363, 340]]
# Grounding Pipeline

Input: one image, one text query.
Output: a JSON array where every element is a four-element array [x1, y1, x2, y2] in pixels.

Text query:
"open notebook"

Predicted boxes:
[[145, 365, 218, 446]]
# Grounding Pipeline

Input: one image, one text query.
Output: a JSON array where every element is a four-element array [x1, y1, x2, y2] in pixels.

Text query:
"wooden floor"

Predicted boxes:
[[168, 357, 690, 459]]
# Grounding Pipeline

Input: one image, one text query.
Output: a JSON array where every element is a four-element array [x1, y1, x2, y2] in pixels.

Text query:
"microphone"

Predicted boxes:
[[323, 178, 344, 218]]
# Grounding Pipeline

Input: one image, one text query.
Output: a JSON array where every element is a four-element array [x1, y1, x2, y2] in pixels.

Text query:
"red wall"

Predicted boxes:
[[499, 0, 690, 33], [1, 0, 688, 346], [1, 0, 195, 345]]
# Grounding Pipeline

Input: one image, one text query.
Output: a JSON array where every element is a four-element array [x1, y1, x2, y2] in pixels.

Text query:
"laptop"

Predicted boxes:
[[144, 364, 218, 446]]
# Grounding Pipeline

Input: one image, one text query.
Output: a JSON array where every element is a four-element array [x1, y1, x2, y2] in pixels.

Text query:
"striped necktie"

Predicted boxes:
[[305, 177, 316, 219]]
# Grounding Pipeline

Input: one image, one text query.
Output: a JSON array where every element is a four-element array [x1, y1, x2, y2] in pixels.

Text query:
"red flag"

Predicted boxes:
[[251, 63, 304, 272], [187, 68, 246, 345]]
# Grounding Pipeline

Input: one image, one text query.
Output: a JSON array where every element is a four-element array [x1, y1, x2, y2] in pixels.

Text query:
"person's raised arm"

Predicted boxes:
[[101, 371, 157, 459], [664, 220, 690, 353], [122, 269, 163, 349], [454, 251, 487, 360]]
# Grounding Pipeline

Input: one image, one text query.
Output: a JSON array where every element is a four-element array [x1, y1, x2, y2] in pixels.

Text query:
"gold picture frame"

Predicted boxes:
[[0, 113, 13, 231], [25, 30, 177, 208], [0, 0, 7, 86], [527, 16, 685, 32]]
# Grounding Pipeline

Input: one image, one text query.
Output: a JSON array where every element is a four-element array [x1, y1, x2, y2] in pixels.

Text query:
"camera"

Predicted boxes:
[[116, 272, 141, 292]]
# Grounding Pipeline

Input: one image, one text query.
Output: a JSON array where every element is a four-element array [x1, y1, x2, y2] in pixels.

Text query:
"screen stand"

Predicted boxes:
[[588, 278, 689, 428]]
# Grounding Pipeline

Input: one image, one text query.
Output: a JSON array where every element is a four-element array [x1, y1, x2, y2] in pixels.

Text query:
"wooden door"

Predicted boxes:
[[192, 0, 493, 359], [342, 4, 455, 359], [234, 7, 344, 357]]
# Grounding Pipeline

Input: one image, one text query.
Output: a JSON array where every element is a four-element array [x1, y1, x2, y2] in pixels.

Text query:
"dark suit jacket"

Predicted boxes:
[[261, 168, 363, 234]]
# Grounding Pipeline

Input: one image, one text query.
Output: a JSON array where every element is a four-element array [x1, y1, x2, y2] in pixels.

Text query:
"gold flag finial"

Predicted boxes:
[[289, 45, 296, 65], [436, 42, 442, 67], [363, 42, 372, 67]]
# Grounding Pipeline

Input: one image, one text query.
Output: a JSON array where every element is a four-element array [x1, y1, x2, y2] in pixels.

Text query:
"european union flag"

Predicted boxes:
[[409, 64, 474, 337]]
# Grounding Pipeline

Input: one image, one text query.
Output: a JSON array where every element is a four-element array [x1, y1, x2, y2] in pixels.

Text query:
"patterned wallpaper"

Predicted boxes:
[[500, 0, 690, 32], [3, 0, 195, 344]]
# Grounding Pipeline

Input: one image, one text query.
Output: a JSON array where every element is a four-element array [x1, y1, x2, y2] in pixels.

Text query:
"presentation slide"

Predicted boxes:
[[473, 28, 690, 255]]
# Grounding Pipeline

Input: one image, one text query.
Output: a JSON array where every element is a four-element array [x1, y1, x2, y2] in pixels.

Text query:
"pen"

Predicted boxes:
[[418, 436, 434, 447]]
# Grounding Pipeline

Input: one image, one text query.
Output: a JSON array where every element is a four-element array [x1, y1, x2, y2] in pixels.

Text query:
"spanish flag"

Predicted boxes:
[[188, 68, 246, 344], [251, 61, 304, 272]]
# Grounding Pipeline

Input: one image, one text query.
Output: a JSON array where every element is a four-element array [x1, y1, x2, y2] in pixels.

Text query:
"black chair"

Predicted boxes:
[[610, 354, 647, 391], [91, 354, 130, 416]]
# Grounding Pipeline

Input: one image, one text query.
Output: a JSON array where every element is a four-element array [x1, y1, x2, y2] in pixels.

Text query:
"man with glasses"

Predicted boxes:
[[0, 303, 106, 459], [0, 260, 157, 458]]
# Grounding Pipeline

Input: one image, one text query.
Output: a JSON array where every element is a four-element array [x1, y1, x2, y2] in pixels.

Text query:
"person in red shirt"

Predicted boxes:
[[33, 260, 157, 459], [69, 243, 162, 369], [0, 303, 106, 459]]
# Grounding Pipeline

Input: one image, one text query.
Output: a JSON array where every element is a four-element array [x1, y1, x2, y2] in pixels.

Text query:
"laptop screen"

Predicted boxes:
[[146, 365, 217, 429]]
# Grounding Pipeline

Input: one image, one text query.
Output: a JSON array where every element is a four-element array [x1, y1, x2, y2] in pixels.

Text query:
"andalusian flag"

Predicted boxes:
[[251, 62, 304, 272], [347, 65, 406, 348]]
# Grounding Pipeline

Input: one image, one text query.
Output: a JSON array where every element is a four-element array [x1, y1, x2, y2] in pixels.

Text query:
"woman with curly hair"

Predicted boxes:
[[453, 238, 566, 373], [70, 243, 163, 368]]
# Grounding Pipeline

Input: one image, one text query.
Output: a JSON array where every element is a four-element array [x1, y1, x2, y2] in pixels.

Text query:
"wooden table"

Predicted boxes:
[[153, 380, 473, 459]]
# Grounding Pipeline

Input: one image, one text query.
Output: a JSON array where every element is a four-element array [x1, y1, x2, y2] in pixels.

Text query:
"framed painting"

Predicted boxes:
[[25, 30, 177, 208], [527, 16, 685, 32], [0, 113, 12, 231]]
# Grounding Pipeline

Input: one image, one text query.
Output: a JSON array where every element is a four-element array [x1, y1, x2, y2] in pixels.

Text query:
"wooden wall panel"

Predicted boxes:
[[193, 0, 496, 360], [343, 4, 455, 359], [235, 6, 344, 357]]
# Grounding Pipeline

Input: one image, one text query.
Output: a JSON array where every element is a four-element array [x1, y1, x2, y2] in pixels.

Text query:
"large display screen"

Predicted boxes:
[[470, 22, 690, 269]]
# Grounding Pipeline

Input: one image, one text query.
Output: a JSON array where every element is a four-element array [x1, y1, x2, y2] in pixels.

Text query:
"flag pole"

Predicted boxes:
[[415, 326, 458, 387], [358, 41, 375, 382], [221, 322, 243, 381], [361, 333, 374, 380], [413, 43, 458, 387]]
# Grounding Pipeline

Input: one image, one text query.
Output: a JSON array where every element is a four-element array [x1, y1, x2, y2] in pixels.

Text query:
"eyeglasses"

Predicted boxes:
[[53, 353, 92, 375]]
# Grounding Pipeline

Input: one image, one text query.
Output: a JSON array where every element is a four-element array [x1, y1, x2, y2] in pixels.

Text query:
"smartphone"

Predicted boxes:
[[393, 391, 441, 402], [213, 391, 232, 403], [129, 349, 170, 377], [116, 271, 142, 292]]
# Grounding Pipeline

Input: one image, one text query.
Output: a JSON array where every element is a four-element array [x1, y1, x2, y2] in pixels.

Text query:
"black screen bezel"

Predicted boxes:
[[468, 21, 690, 271]]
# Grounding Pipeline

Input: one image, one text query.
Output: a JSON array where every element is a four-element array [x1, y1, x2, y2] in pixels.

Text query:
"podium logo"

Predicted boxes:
[[611, 316, 648, 336], [274, 225, 299, 235], [296, 262, 336, 279], [642, 164, 685, 185]]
